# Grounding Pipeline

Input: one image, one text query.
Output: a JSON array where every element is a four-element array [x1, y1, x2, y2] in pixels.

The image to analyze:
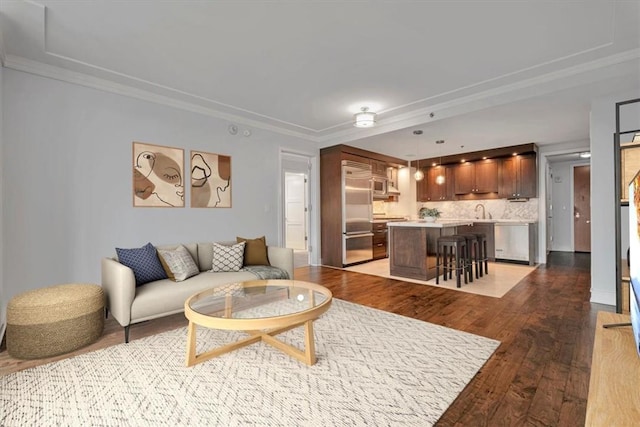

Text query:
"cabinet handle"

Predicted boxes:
[[377, 243, 383, 247]]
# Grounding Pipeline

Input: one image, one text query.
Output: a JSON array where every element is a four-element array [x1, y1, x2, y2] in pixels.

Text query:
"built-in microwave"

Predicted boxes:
[[372, 177, 388, 197]]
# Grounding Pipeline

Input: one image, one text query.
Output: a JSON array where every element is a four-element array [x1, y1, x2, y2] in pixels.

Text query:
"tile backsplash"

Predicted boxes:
[[419, 198, 539, 221]]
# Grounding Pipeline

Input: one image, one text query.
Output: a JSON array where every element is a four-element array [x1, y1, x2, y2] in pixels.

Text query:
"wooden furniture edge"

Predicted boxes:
[[585, 311, 640, 426]]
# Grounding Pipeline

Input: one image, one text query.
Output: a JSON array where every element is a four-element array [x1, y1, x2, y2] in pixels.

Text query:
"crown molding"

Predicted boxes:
[[3, 54, 321, 143], [4, 45, 639, 147]]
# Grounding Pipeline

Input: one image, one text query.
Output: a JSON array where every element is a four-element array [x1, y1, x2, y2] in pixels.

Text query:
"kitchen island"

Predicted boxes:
[[387, 220, 473, 281]]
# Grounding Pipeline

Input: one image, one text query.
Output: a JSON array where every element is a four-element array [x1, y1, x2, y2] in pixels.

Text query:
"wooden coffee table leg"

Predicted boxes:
[[186, 319, 320, 367], [186, 321, 197, 367], [303, 320, 316, 365], [256, 320, 318, 365]]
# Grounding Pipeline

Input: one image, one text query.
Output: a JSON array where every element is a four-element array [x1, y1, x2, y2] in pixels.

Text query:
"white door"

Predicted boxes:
[[285, 172, 307, 250]]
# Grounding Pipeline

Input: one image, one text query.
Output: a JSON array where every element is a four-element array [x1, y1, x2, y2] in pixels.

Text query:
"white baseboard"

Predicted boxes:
[[590, 290, 617, 306]]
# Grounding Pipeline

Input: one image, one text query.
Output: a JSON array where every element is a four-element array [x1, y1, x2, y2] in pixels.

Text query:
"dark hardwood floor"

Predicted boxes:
[[1, 252, 610, 426], [295, 251, 607, 426]]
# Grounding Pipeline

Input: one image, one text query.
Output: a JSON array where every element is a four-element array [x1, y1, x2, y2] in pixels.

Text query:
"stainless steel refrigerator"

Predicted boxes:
[[342, 160, 373, 265]]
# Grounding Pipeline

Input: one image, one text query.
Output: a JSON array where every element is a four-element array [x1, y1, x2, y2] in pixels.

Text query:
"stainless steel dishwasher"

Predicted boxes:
[[494, 222, 533, 264]]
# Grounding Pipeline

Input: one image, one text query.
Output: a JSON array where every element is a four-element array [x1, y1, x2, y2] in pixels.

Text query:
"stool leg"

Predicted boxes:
[[464, 241, 473, 283], [474, 242, 479, 279], [445, 246, 451, 281], [462, 243, 469, 285], [436, 243, 441, 284], [484, 240, 489, 274], [443, 246, 448, 281], [454, 243, 462, 288], [478, 240, 484, 277]]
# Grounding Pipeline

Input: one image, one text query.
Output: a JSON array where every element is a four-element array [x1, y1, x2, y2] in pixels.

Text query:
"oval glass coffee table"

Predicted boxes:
[[184, 279, 332, 367]]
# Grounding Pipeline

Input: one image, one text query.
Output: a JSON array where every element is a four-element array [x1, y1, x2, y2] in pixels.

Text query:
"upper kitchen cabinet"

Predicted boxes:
[[499, 154, 537, 198], [371, 159, 387, 176], [454, 159, 498, 194], [342, 152, 371, 165], [417, 166, 455, 201]]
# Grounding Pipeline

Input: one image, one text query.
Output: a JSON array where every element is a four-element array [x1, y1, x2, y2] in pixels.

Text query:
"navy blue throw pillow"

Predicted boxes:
[[116, 242, 168, 286]]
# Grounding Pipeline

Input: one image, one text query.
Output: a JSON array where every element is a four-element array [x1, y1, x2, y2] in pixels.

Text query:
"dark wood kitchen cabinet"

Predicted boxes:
[[320, 144, 407, 268], [454, 159, 498, 194], [372, 222, 388, 259], [499, 154, 537, 198], [371, 159, 387, 176], [417, 166, 455, 201]]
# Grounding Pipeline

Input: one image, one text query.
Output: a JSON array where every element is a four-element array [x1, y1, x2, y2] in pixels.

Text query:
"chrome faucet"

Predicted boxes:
[[475, 204, 486, 219]]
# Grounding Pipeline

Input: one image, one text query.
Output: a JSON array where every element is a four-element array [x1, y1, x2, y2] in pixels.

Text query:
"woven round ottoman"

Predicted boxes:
[[7, 283, 105, 359]]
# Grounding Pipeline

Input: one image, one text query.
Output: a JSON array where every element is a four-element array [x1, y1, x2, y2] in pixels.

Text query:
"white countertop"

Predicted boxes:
[[387, 220, 474, 228], [451, 218, 537, 224]]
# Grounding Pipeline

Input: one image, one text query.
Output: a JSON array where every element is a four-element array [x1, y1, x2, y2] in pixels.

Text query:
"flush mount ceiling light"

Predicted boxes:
[[353, 107, 377, 128], [579, 152, 591, 158]]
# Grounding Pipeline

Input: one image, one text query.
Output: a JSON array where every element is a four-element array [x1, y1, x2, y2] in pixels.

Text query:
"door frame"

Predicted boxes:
[[278, 148, 319, 265], [538, 143, 591, 263]]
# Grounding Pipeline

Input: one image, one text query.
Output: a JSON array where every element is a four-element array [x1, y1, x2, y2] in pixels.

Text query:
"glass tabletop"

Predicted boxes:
[[187, 279, 331, 320]]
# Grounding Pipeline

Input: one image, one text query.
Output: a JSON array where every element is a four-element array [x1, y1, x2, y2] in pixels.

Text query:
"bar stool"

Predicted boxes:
[[457, 233, 480, 281], [436, 235, 467, 288], [473, 232, 489, 277]]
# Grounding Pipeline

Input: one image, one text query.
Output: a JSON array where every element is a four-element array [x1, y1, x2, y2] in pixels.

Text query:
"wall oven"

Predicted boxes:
[[371, 177, 388, 197]]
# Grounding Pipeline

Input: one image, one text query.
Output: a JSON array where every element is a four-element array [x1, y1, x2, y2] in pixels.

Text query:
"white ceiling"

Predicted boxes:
[[1, 0, 639, 158]]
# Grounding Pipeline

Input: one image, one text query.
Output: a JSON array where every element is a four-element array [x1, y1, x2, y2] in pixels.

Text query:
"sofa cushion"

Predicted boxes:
[[236, 236, 270, 266], [157, 245, 199, 282], [197, 242, 214, 272], [115, 242, 167, 286], [211, 242, 245, 272], [156, 243, 199, 270]]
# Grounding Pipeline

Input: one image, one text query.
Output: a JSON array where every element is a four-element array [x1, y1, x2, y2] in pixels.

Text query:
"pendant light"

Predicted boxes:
[[414, 161, 424, 181], [413, 130, 424, 181], [435, 140, 445, 185]]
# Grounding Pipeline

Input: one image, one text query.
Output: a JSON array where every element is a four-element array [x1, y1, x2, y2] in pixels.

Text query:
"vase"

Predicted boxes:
[[424, 216, 436, 222]]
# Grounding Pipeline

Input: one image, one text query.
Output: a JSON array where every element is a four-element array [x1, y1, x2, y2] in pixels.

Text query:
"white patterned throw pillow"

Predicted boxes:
[[211, 242, 245, 272], [157, 245, 200, 282]]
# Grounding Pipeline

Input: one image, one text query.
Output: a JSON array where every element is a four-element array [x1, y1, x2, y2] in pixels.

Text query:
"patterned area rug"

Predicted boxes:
[[1, 299, 499, 426]]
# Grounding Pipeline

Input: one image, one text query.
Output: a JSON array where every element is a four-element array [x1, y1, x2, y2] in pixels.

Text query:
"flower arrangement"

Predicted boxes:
[[419, 207, 441, 219]]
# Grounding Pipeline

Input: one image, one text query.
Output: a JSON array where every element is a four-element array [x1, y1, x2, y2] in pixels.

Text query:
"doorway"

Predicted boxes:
[[545, 153, 591, 256], [280, 151, 313, 268], [573, 165, 591, 252]]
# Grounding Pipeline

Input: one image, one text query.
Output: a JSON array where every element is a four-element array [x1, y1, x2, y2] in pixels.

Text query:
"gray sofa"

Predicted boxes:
[[101, 241, 294, 342]]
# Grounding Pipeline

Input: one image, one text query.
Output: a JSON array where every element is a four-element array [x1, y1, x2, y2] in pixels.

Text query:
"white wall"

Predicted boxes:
[[590, 91, 640, 305], [549, 160, 590, 252], [2, 69, 317, 303]]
